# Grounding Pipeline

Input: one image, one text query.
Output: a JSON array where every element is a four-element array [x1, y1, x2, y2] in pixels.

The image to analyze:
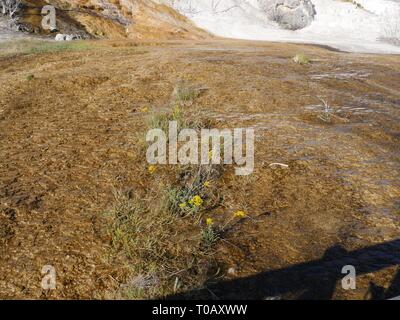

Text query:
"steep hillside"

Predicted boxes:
[[18, 0, 210, 40]]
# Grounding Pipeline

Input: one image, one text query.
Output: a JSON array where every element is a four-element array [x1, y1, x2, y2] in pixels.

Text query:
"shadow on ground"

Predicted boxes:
[[167, 239, 400, 300]]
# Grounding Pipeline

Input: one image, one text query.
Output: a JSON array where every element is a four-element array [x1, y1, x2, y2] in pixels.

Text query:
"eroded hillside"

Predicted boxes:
[[18, 0, 209, 39]]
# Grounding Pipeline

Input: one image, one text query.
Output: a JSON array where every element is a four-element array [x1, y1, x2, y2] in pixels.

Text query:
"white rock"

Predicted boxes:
[[55, 34, 82, 41], [227, 267, 237, 275], [55, 33, 66, 41], [259, 0, 316, 30]]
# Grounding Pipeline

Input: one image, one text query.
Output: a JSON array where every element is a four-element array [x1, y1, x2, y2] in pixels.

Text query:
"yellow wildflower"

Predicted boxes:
[[189, 195, 203, 207], [234, 210, 246, 218], [148, 165, 156, 174], [203, 181, 210, 187], [179, 202, 187, 209], [141, 106, 149, 113], [206, 218, 213, 226]]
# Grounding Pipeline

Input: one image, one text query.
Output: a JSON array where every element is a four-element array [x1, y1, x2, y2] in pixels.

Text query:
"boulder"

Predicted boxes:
[[55, 33, 82, 41], [259, 0, 316, 30], [55, 33, 66, 41]]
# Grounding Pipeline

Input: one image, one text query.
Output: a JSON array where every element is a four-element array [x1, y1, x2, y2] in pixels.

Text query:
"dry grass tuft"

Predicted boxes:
[[105, 81, 222, 299], [172, 80, 202, 105], [105, 187, 209, 299]]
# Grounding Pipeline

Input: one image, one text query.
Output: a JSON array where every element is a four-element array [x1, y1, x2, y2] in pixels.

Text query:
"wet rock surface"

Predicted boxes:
[[0, 40, 399, 299]]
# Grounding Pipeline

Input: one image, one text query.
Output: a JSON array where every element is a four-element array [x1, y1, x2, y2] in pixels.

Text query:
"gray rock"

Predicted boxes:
[[259, 0, 316, 30]]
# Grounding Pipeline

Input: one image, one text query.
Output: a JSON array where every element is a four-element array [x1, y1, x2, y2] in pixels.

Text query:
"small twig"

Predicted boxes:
[[269, 163, 289, 168]]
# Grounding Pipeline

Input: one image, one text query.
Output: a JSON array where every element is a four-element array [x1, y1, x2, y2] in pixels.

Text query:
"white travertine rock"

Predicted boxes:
[[55, 33, 82, 41], [259, 0, 316, 30]]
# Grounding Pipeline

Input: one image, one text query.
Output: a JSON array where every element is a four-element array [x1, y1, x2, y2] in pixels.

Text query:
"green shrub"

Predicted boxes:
[[293, 53, 310, 65]]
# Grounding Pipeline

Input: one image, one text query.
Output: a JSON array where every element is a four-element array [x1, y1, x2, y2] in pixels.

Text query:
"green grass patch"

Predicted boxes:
[[0, 39, 94, 58], [26, 41, 93, 54], [201, 224, 220, 248]]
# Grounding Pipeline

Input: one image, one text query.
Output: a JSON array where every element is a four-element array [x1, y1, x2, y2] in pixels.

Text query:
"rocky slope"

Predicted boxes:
[[17, 0, 210, 39], [6, 0, 400, 52]]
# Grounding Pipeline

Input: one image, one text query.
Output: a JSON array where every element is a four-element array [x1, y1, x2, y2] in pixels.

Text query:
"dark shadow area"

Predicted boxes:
[[386, 268, 400, 298], [167, 239, 400, 300], [367, 267, 400, 300]]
